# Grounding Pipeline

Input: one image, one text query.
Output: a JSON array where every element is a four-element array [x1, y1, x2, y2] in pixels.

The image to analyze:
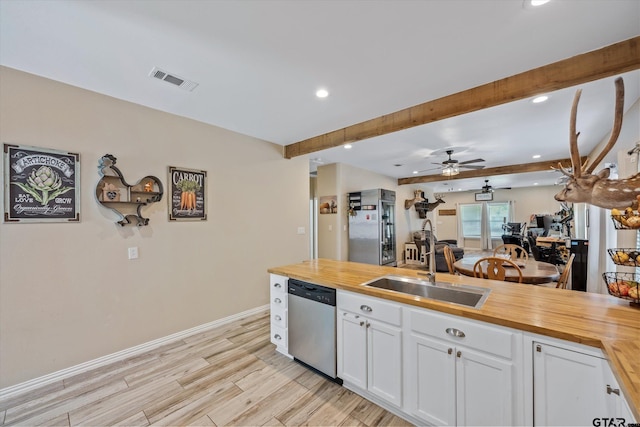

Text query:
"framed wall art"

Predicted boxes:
[[475, 192, 493, 201], [168, 166, 207, 221], [3, 143, 80, 223], [319, 195, 337, 214]]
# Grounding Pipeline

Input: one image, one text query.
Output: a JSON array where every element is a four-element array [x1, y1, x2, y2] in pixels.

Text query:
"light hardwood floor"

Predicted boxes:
[[0, 311, 413, 426]]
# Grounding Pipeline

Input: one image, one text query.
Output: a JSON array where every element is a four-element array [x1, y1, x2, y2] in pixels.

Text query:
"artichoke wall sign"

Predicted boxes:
[[3, 144, 80, 222]]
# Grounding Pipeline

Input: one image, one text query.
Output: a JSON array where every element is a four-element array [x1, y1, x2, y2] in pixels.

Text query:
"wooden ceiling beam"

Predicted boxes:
[[397, 157, 588, 185], [284, 36, 640, 159]]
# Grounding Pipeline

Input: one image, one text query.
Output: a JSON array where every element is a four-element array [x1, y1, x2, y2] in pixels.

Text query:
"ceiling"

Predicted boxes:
[[1, 0, 639, 193]]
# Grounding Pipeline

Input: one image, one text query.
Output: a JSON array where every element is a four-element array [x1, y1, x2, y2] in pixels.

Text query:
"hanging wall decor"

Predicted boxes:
[[168, 166, 207, 221], [96, 154, 163, 226], [319, 195, 337, 214], [3, 143, 80, 223]]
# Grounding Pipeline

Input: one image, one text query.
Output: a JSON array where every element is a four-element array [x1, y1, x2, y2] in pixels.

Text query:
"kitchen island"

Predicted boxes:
[[268, 258, 640, 425]]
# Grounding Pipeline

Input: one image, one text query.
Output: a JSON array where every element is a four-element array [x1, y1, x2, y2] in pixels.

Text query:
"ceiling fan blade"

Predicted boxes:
[[458, 158, 485, 165], [417, 166, 442, 173], [459, 165, 485, 170]]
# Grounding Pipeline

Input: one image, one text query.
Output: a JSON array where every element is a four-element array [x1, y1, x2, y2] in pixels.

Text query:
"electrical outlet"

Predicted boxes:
[[128, 247, 139, 260]]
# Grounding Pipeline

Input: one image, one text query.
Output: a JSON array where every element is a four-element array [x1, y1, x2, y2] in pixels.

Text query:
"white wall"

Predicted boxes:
[[0, 67, 309, 388]]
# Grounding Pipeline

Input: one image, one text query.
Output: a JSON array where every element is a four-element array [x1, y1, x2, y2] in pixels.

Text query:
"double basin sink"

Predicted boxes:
[[361, 275, 490, 309]]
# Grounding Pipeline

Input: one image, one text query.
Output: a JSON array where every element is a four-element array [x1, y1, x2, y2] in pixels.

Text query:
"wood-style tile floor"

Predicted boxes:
[[0, 311, 413, 426]]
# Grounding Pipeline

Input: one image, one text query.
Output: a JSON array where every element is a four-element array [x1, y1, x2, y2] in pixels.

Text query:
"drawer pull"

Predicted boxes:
[[360, 305, 373, 312], [274, 283, 282, 289], [446, 327, 466, 338], [456, 350, 462, 358], [274, 315, 281, 321], [274, 298, 282, 304], [359, 321, 365, 327], [536, 345, 542, 352], [606, 385, 620, 396], [447, 348, 453, 355], [274, 334, 281, 341]]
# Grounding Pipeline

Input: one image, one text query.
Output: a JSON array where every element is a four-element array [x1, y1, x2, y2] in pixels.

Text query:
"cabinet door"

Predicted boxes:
[[337, 311, 367, 389], [406, 332, 456, 426], [367, 319, 402, 407], [533, 342, 613, 426], [456, 347, 515, 426]]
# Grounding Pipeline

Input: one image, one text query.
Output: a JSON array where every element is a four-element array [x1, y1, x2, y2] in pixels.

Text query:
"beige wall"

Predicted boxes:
[[316, 162, 429, 263], [0, 67, 309, 388]]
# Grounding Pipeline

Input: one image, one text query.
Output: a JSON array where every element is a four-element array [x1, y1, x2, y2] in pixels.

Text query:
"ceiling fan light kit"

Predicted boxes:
[[442, 165, 459, 176]]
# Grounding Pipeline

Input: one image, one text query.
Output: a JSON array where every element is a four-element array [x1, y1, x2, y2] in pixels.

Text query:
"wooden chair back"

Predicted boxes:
[[473, 256, 523, 283], [556, 253, 576, 289], [442, 245, 456, 274], [493, 244, 529, 261]]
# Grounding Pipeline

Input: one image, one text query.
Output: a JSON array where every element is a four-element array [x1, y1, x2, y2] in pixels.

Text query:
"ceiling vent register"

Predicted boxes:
[[149, 67, 198, 92]]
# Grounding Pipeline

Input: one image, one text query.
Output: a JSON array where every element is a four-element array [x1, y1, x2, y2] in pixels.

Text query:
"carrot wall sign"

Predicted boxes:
[[168, 166, 207, 221]]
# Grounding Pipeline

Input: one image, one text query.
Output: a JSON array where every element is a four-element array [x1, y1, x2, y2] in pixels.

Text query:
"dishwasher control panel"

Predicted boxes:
[[288, 279, 336, 306]]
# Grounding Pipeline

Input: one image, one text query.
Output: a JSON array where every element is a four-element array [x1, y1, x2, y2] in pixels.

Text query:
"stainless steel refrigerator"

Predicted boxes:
[[348, 189, 397, 266]]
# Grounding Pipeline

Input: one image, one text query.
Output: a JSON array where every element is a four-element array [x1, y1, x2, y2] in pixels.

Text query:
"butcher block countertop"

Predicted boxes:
[[268, 258, 640, 419]]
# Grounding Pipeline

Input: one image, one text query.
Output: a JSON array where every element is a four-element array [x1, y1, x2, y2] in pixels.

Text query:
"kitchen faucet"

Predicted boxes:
[[419, 218, 436, 283]]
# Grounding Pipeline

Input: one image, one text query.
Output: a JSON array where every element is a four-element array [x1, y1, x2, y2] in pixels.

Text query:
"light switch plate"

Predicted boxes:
[[128, 247, 139, 259]]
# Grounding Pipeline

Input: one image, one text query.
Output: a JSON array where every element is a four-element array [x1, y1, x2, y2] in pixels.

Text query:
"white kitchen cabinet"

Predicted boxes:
[[405, 308, 522, 426], [532, 341, 635, 426], [337, 290, 403, 407], [269, 274, 289, 356]]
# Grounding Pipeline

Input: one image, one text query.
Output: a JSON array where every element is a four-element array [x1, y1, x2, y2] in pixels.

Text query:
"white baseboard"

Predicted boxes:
[[0, 305, 269, 401]]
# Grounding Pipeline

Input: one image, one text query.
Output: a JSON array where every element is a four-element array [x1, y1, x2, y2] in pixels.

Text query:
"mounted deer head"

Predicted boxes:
[[554, 77, 635, 210], [404, 190, 426, 210]]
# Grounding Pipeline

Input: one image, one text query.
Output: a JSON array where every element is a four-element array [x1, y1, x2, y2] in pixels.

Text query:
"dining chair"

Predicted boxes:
[[442, 245, 457, 275], [473, 256, 523, 283], [493, 243, 529, 261], [554, 253, 576, 289]]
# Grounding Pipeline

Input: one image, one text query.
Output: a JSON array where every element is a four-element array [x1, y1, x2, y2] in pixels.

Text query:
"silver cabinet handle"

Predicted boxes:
[[274, 315, 281, 321], [456, 350, 462, 358], [359, 321, 365, 326], [366, 321, 370, 328], [446, 327, 466, 338], [274, 334, 281, 340], [447, 348, 453, 355], [360, 305, 373, 312], [274, 298, 281, 304], [606, 385, 620, 396], [536, 344, 542, 352], [274, 282, 282, 289]]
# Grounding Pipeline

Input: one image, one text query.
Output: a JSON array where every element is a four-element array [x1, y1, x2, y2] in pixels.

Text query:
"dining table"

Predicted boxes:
[[453, 255, 560, 285]]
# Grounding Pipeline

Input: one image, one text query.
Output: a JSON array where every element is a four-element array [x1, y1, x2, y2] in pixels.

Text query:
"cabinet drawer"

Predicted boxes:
[[270, 274, 288, 296], [271, 324, 288, 348], [271, 305, 287, 328], [271, 293, 287, 309], [409, 309, 515, 359], [337, 290, 402, 326]]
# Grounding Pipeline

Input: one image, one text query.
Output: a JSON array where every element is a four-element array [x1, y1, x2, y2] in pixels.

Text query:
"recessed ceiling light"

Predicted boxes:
[[532, 95, 548, 103], [412, 170, 418, 174], [316, 89, 329, 98], [533, 154, 541, 159], [530, 0, 550, 6], [534, 182, 539, 185], [344, 144, 352, 149]]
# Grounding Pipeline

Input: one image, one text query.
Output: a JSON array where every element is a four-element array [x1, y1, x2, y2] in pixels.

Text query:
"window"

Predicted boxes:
[[460, 201, 512, 248]]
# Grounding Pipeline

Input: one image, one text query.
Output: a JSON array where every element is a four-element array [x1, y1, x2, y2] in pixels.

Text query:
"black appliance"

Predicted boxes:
[[570, 239, 589, 292]]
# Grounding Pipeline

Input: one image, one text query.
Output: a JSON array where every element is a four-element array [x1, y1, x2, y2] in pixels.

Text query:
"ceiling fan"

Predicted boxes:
[[478, 179, 511, 193], [419, 149, 485, 175]]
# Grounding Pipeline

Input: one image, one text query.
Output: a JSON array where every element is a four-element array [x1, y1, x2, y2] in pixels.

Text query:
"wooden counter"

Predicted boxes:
[[268, 258, 640, 419]]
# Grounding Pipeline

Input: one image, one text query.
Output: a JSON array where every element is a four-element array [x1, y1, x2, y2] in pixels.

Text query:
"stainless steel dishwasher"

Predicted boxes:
[[287, 278, 340, 382]]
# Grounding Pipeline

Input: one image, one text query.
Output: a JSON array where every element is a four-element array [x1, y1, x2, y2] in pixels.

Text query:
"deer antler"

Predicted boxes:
[[583, 77, 625, 174], [568, 88, 583, 178]]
